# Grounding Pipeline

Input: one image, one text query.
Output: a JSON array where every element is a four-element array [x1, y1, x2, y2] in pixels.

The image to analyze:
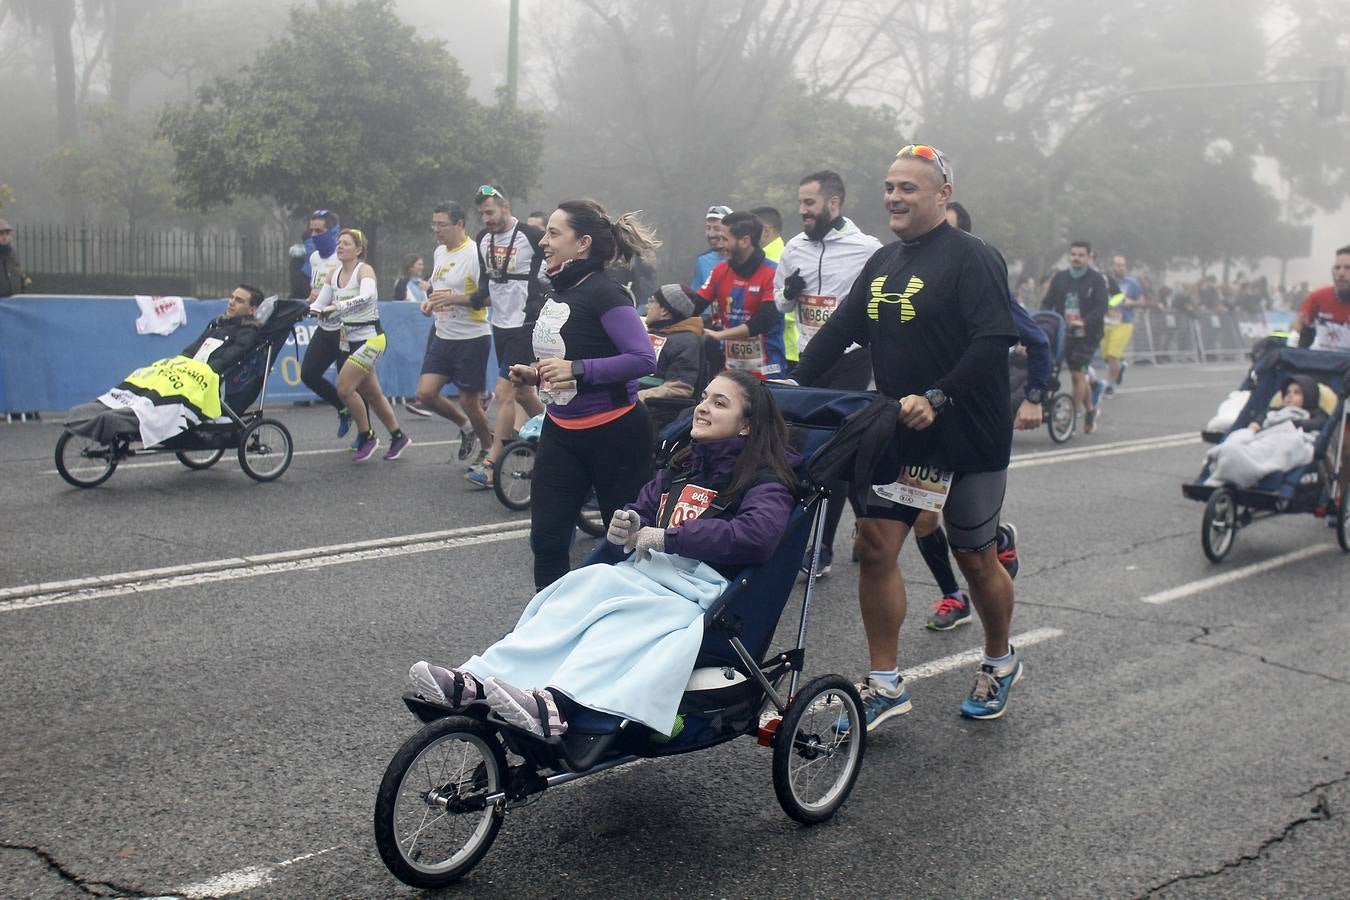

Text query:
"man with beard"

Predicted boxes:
[[691, 205, 732, 291], [696, 211, 785, 380], [774, 170, 882, 574], [794, 145, 1022, 728]]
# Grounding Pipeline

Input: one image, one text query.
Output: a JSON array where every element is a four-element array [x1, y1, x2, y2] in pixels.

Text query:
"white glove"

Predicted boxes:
[[632, 526, 666, 561], [607, 509, 641, 547]]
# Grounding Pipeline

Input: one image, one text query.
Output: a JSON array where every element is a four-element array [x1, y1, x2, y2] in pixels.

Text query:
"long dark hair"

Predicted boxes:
[[555, 199, 660, 266], [671, 369, 797, 498]]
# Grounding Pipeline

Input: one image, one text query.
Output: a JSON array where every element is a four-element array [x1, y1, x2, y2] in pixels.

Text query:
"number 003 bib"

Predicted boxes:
[[872, 465, 954, 511]]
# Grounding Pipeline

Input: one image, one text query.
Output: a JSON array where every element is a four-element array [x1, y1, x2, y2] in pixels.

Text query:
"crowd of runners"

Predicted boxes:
[[234, 146, 1350, 729]]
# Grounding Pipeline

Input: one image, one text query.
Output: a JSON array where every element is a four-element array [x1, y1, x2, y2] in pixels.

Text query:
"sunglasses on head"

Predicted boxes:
[[477, 185, 503, 199], [896, 144, 950, 183]]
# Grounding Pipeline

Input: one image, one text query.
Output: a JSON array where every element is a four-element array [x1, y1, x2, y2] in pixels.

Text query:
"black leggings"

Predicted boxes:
[[530, 404, 653, 590], [301, 326, 348, 411]]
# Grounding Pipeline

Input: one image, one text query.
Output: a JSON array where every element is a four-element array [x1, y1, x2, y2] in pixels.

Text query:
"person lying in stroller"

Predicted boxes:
[[63, 285, 265, 444], [409, 369, 798, 739], [1204, 374, 1329, 489]]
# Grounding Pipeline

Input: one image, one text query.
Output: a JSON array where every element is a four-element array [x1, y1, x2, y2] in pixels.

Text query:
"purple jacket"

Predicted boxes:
[[624, 437, 795, 568]]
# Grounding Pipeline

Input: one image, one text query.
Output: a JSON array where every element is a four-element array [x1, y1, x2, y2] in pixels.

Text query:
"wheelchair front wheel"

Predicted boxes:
[[1047, 393, 1076, 443], [1202, 488, 1237, 562], [374, 716, 506, 889], [773, 675, 866, 825], [55, 431, 119, 488], [493, 440, 535, 511], [238, 418, 292, 482], [176, 448, 225, 470]]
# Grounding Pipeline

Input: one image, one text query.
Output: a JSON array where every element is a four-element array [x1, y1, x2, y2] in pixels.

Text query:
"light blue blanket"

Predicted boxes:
[[461, 551, 729, 734]]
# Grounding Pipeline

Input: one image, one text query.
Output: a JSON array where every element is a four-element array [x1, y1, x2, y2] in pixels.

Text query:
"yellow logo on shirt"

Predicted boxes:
[[868, 275, 924, 322]]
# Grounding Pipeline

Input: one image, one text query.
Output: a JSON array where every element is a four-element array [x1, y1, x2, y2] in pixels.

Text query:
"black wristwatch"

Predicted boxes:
[[570, 360, 586, 382], [923, 388, 948, 413], [1024, 387, 1045, 405]]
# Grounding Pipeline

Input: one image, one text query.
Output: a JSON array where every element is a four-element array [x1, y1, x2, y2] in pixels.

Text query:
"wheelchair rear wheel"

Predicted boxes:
[[494, 440, 535, 511], [1047, 393, 1076, 443], [55, 432, 119, 488], [176, 448, 225, 470], [374, 716, 506, 889], [772, 675, 866, 825], [1202, 488, 1237, 562], [238, 418, 293, 482]]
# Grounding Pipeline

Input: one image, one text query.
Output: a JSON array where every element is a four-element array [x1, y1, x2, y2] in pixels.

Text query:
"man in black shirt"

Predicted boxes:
[[795, 144, 1023, 727], [1040, 240, 1108, 432]]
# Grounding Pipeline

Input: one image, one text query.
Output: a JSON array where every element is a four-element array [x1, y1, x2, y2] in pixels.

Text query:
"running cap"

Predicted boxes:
[[705, 205, 732, 221]]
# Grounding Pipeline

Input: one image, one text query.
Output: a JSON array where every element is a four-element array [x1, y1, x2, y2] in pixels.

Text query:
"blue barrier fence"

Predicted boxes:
[[0, 295, 494, 413]]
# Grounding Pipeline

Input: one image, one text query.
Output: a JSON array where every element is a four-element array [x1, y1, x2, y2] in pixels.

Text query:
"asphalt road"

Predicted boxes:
[[2, 361, 1347, 899]]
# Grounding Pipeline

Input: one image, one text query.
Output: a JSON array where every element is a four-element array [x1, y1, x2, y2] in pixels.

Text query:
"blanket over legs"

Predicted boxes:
[[461, 551, 729, 734], [96, 356, 221, 446]]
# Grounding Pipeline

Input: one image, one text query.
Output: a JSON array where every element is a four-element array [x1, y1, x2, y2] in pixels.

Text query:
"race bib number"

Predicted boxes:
[[658, 483, 719, 527], [648, 333, 667, 361], [797, 294, 838, 330], [723, 336, 765, 372], [193, 337, 224, 363], [872, 465, 954, 511]]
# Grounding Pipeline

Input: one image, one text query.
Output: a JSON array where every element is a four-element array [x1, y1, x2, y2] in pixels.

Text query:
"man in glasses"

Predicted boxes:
[[0, 218, 30, 297], [466, 185, 546, 488], [794, 144, 1023, 728], [1040, 240, 1109, 433], [691, 204, 732, 292]]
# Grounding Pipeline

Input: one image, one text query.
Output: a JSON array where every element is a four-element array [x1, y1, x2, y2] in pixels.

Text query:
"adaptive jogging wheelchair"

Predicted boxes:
[[54, 298, 307, 488], [1182, 347, 1350, 561], [374, 386, 875, 889], [1022, 310, 1077, 443]]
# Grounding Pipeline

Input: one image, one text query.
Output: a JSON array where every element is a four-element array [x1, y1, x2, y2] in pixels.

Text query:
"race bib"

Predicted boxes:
[[648, 333, 667, 361], [193, 337, 224, 363], [872, 465, 954, 511], [657, 483, 719, 527], [797, 294, 838, 330], [723, 336, 765, 372]]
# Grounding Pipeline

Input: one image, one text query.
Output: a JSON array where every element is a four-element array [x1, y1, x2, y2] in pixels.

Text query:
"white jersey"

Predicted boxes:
[[316, 264, 380, 342], [309, 250, 341, 331], [476, 220, 543, 329], [774, 217, 882, 353], [429, 238, 487, 340]]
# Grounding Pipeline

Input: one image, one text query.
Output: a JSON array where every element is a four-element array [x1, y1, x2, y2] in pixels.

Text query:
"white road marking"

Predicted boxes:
[[900, 627, 1065, 681], [176, 846, 339, 899], [1, 527, 531, 612], [0, 520, 527, 601], [1138, 545, 1338, 604], [41, 438, 462, 474], [1010, 432, 1200, 468]]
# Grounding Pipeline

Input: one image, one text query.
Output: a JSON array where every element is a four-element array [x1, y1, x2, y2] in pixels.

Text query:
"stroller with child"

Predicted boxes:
[[54, 298, 307, 488], [374, 386, 876, 888], [1020, 310, 1077, 443], [1181, 347, 1350, 561]]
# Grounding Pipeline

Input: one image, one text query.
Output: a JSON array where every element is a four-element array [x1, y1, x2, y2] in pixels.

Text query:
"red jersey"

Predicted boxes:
[[1299, 286, 1350, 352], [696, 259, 786, 378]]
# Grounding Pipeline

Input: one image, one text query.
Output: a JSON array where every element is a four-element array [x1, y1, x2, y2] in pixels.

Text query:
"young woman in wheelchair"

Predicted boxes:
[[409, 369, 797, 738]]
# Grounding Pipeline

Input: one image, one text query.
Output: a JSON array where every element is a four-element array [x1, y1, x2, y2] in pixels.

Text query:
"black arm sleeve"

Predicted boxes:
[[470, 231, 490, 309], [745, 300, 782, 338]]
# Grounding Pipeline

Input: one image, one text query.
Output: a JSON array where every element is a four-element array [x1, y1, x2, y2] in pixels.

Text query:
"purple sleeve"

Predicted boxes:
[[663, 481, 794, 566], [582, 306, 656, 385]]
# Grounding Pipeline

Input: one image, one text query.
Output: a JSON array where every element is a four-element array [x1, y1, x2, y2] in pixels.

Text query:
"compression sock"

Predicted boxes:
[[868, 669, 902, 693], [917, 529, 962, 596]]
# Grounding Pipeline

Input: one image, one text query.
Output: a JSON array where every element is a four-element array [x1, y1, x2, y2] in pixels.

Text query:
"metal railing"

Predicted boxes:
[[14, 223, 291, 298]]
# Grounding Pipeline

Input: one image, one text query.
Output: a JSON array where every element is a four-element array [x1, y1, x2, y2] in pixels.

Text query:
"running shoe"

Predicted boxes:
[[834, 677, 912, 734], [1084, 408, 1099, 434], [408, 662, 484, 708], [456, 427, 478, 461], [465, 458, 494, 488], [996, 522, 1019, 579], [959, 656, 1023, 720], [351, 433, 379, 462], [926, 590, 972, 631], [336, 408, 352, 438], [383, 433, 412, 460], [483, 677, 568, 738], [1103, 382, 1116, 397], [801, 545, 833, 578], [404, 400, 432, 418]]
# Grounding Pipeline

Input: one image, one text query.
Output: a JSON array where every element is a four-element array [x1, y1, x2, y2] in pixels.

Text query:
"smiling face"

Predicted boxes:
[[884, 157, 951, 241], [799, 180, 840, 233], [691, 375, 750, 441], [540, 208, 590, 269]]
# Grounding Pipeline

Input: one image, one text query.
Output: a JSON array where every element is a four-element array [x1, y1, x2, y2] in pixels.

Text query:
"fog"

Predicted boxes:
[[0, 0, 1345, 299]]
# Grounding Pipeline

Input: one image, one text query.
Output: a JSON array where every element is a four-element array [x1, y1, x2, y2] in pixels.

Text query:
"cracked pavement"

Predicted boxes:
[[2, 361, 1347, 897]]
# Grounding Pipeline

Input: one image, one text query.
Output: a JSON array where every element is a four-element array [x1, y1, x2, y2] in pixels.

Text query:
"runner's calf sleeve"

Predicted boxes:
[[917, 529, 961, 597]]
